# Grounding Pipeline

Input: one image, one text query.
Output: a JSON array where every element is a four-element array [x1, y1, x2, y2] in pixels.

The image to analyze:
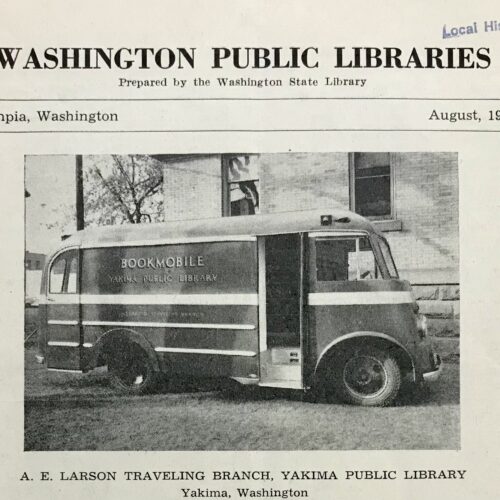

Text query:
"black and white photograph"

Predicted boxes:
[[24, 152, 459, 451]]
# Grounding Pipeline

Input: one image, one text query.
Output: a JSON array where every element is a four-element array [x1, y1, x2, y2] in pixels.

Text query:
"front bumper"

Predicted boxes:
[[422, 353, 442, 383]]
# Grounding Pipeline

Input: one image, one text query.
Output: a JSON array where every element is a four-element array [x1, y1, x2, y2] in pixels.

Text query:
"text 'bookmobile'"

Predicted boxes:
[[37, 209, 442, 406]]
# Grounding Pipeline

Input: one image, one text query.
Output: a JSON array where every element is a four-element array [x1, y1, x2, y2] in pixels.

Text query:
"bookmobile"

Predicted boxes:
[[37, 208, 441, 406]]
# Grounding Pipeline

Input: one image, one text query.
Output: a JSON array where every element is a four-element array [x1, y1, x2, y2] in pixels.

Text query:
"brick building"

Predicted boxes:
[[25, 251, 45, 271], [156, 152, 459, 318]]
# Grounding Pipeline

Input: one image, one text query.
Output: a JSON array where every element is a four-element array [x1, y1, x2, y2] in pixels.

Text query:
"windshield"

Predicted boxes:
[[378, 237, 399, 278]]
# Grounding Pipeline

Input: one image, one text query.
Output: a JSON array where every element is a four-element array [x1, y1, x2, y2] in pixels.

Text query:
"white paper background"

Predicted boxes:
[[1, 1, 499, 498]]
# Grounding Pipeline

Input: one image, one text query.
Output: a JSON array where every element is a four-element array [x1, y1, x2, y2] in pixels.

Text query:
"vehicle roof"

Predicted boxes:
[[61, 208, 382, 248]]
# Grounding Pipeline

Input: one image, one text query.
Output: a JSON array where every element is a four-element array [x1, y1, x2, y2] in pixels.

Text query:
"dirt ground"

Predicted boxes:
[[24, 342, 460, 451]]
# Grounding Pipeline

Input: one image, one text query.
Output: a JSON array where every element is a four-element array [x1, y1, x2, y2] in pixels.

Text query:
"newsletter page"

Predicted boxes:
[[1, 1, 499, 499]]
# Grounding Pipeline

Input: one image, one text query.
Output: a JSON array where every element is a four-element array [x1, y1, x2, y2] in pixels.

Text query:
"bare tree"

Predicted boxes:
[[84, 155, 164, 226]]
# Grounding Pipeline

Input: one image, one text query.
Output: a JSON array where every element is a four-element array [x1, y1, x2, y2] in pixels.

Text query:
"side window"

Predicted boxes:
[[49, 257, 66, 293], [316, 237, 379, 282], [49, 251, 78, 294], [316, 239, 354, 281], [67, 257, 78, 293]]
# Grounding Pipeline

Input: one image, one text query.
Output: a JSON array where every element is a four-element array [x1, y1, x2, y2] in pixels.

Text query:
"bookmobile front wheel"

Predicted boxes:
[[327, 346, 402, 406]]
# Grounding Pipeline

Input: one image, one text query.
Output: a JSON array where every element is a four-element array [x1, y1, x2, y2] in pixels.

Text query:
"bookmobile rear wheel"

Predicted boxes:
[[107, 341, 160, 394]]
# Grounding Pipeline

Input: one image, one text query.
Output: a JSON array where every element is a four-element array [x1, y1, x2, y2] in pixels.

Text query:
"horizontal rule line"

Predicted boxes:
[[1, 97, 500, 101], [1, 129, 499, 134]]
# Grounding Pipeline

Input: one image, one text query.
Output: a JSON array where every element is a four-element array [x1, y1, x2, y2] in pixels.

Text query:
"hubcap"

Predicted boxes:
[[343, 355, 388, 397], [113, 349, 149, 388], [126, 357, 148, 387]]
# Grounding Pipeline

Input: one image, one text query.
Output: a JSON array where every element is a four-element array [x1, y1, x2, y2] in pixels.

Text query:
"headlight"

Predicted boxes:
[[416, 314, 428, 339]]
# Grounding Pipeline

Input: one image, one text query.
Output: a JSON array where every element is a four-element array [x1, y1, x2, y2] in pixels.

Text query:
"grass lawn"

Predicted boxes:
[[24, 345, 460, 451]]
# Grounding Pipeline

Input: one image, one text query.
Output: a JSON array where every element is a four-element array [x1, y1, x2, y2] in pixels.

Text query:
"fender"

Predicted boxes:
[[314, 331, 416, 381], [92, 328, 161, 372]]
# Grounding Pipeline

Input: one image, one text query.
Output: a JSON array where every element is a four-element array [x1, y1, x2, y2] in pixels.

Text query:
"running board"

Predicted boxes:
[[47, 368, 83, 374], [258, 380, 303, 390]]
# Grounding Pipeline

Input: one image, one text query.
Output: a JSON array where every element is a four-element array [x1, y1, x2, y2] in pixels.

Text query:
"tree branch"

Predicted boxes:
[[94, 167, 134, 222]]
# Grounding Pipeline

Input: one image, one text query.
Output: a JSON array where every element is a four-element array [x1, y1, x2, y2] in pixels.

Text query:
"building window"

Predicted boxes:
[[350, 153, 393, 219], [222, 155, 260, 216]]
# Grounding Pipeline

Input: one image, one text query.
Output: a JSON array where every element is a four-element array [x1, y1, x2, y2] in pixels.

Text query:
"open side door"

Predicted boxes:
[[45, 248, 82, 372], [258, 233, 305, 389]]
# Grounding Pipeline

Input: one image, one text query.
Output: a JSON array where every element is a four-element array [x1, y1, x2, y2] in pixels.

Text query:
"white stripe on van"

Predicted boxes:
[[40, 295, 79, 305], [48, 320, 79, 326], [82, 235, 257, 249], [154, 347, 256, 357], [48, 368, 84, 373], [47, 341, 79, 347], [82, 320, 255, 330], [40, 293, 258, 306], [308, 291, 414, 306]]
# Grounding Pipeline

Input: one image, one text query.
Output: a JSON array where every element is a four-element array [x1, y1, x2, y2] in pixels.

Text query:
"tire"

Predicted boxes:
[[107, 341, 159, 395], [329, 346, 401, 406]]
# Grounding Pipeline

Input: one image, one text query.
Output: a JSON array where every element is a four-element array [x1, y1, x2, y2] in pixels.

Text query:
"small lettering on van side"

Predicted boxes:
[[121, 256, 204, 269], [143, 274, 173, 283], [108, 273, 218, 284], [179, 274, 217, 282], [109, 274, 138, 284]]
